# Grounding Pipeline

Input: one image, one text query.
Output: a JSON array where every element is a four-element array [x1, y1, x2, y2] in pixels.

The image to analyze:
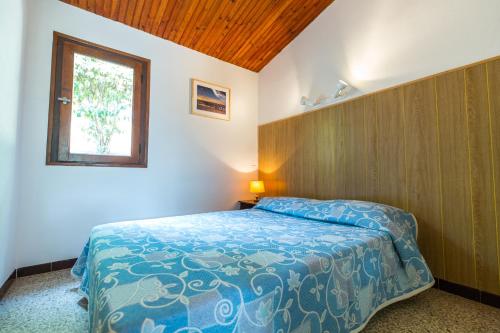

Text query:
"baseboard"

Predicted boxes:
[[16, 262, 51, 278], [433, 277, 500, 308], [0, 270, 16, 300], [16, 258, 77, 277], [0, 258, 77, 301], [481, 291, 500, 308]]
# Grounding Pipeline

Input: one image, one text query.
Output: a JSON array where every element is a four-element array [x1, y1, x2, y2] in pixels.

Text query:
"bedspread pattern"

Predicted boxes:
[[72, 198, 433, 333]]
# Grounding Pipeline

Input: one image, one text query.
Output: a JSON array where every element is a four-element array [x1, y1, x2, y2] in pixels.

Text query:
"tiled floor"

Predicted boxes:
[[0, 269, 499, 332], [0, 270, 87, 333]]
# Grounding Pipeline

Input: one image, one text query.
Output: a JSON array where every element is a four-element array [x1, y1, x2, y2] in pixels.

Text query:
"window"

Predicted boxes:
[[46, 32, 150, 167]]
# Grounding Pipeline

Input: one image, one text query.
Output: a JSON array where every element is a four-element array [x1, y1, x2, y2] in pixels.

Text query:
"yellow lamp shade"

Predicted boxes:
[[249, 180, 265, 194]]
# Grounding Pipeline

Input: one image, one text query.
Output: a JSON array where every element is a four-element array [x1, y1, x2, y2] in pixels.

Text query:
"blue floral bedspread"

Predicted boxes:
[[72, 197, 433, 333]]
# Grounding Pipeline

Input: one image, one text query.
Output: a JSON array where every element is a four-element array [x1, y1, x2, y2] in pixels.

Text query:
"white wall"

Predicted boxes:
[[15, 0, 258, 267], [259, 0, 500, 124], [0, 0, 25, 285]]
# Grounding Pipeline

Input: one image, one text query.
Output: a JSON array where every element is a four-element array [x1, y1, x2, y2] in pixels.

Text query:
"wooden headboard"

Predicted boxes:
[[258, 56, 500, 296]]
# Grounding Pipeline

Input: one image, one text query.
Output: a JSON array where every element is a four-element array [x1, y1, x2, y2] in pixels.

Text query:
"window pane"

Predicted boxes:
[[70, 53, 134, 156]]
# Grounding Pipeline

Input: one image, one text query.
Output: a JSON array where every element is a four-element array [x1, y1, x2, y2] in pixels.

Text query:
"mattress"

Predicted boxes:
[[72, 197, 434, 333]]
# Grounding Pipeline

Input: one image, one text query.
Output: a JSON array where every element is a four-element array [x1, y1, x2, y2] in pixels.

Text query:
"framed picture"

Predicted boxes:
[[191, 79, 230, 121]]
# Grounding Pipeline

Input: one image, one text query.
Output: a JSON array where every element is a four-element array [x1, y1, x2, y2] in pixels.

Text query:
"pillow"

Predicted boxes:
[[255, 196, 418, 247]]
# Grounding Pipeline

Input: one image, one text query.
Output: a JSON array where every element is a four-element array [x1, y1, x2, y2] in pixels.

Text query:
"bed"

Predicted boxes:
[[72, 197, 434, 333]]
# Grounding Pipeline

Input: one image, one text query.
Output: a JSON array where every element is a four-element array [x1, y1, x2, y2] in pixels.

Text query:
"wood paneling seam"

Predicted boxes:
[[485, 63, 500, 285], [402, 92, 409, 211], [375, 100, 381, 197], [434, 77, 447, 279], [363, 100, 369, 200], [343, 109, 347, 197], [464, 69, 479, 288]]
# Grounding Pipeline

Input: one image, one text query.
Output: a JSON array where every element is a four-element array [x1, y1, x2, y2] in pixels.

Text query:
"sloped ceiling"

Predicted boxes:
[[61, 0, 334, 72]]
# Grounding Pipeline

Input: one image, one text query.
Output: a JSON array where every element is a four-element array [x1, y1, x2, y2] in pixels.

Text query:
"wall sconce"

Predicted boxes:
[[300, 96, 316, 107], [300, 80, 352, 108], [333, 80, 351, 98]]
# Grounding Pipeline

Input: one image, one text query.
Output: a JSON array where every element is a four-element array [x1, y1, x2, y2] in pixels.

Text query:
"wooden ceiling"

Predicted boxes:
[[61, 0, 334, 72]]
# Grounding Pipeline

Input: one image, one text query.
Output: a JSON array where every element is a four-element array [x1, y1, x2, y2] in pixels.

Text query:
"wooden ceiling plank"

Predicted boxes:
[[207, 0, 255, 57], [95, 0, 104, 15], [217, 0, 275, 61], [142, 0, 161, 33], [117, 0, 130, 22], [184, 0, 222, 49], [214, 1, 270, 58], [177, 0, 213, 46], [87, 0, 96, 12], [245, 0, 329, 68], [162, 0, 191, 39], [242, 0, 323, 69], [199, 0, 243, 54], [155, 0, 178, 37], [124, 0, 137, 25], [209, 1, 265, 57], [242, 28, 289, 69], [131, 0, 146, 28], [103, 0, 112, 17], [229, 0, 298, 64], [238, 0, 332, 70], [171, 0, 203, 44], [222, 0, 289, 63], [144, 0, 162, 34], [110, 0, 121, 21], [250, 0, 332, 71], [77, 0, 88, 9], [150, 0, 171, 35], [191, 0, 231, 51], [247, 0, 324, 71], [240, 14, 296, 69], [248, 27, 298, 71], [194, 0, 235, 53], [232, 1, 299, 67], [246, 0, 332, 70], [138, 0, 154, 31]]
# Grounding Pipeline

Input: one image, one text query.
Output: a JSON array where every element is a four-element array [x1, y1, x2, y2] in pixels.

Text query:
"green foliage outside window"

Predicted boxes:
[[72, 54, 133, 154]]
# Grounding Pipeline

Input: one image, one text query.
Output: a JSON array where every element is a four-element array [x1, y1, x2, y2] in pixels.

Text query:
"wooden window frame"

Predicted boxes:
[[46, 32, 150, 168]]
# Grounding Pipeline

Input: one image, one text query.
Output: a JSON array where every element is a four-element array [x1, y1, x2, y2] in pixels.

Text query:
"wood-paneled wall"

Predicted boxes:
[[258, 56, 500, 296]]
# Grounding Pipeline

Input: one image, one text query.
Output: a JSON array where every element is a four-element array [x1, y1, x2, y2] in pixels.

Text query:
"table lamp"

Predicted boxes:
[[249, 180, 265, 202]]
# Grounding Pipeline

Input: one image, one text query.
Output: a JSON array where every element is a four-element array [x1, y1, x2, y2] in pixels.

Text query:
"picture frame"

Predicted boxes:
[[191, 79, 230, 121]]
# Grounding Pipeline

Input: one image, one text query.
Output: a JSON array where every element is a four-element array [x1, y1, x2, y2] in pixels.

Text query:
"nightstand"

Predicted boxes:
[[238, 200, 257, 210]]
